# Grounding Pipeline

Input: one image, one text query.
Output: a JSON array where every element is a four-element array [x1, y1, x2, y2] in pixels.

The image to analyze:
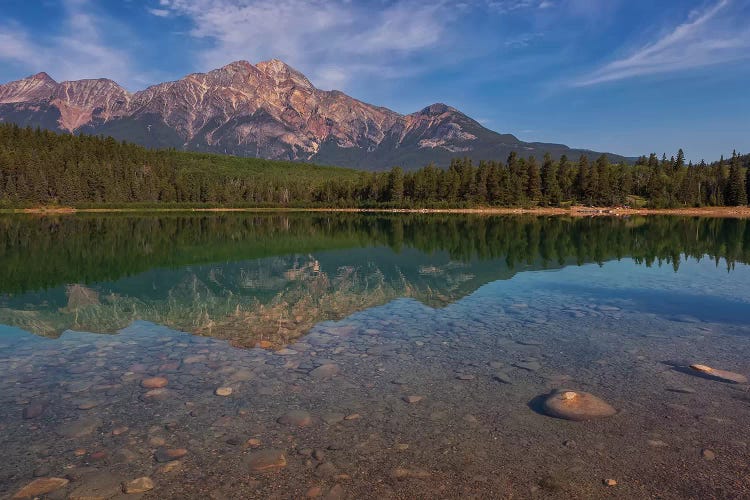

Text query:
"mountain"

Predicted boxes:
[[0, 60, 628, 170]]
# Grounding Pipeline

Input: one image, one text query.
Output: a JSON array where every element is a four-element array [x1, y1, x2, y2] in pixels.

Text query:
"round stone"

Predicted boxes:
[[541, 390, 616, 421], [215, 387, 233, 397], [277, 410, 313, 427], [246, 449, 287, 472], [141, 377, 168, 389]]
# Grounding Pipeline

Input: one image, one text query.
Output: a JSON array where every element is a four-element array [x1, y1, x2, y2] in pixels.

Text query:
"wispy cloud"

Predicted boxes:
[[0, 0, 141, 87], [155, 0, 548, 89], [575, 0, 750, 86]]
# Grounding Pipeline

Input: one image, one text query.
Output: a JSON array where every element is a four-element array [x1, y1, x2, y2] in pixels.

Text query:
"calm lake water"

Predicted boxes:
[[1, 214, 749, 499]]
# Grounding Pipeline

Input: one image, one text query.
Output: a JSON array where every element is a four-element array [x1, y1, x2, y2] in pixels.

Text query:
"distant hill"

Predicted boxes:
[[0, 59, 629, 171]]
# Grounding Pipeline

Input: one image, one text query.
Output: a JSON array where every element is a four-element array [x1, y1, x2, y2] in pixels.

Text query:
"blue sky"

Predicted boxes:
[[1, 0, 749, 161]]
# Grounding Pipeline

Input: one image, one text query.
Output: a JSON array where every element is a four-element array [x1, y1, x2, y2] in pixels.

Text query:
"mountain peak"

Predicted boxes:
[[418, 103, 459, 116], [31, 72, 56, 84], [255, 59, 313, 89]]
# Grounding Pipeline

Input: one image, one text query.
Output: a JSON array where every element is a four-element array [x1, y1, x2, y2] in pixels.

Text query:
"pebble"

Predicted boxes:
[[306, 486, 323, 497], [344, 413, 361, 420], [277, 410, 313, 427], [12, 477, 69, 498], [309, 364, 340, 379], [141, 376, 169, 389], [603, 479, 617, 487], [246, 449, 287, 472], [246, 438, 262, 448], [112, 426, 129, 436], [215, 387, 233, 396], [22, 402, 45, 420], [541, 390, 617, 421], [701, 449, 716, 461], [154, 447, 188, 463], [77, 400, 99, 410], [123, 477, 154, 494], [402, 395, 423, 404], [57, 417, 101, 438]]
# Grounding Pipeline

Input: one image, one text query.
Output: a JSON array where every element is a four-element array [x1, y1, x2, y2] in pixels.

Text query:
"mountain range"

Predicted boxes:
[[0, 59, 627, 171]]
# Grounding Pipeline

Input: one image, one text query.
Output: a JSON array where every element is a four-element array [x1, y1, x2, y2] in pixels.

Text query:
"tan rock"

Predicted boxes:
[[13, 477, 69, 498], [141, 376, 168, 389], [246, 449, 287, 472], [690, 364, 748, 384], [402, 395, 423, 404], [123, 477, 154, 494], [277, 410, 313, 427], [541, 389, 617, 421], [215, 387, 233, 396]]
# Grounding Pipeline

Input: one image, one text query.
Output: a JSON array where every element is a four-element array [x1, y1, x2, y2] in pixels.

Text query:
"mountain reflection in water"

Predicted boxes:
[[1, 213, 748, 347]]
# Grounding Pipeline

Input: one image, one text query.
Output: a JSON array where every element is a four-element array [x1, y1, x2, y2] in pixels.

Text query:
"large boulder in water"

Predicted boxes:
[[541, 389, 617, 421]]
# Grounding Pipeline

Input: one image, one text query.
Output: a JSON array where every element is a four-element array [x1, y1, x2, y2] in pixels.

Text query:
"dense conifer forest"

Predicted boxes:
[[0, 124, 747, 208]]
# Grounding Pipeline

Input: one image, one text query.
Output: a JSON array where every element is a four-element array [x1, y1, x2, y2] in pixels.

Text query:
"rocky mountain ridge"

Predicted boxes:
[[0, 59, 627, 170]]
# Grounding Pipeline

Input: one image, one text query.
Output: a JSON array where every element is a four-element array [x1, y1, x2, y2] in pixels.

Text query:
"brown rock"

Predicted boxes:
[[12, 477, 69, 498], [246, 449, 287, 472], [541, 390, 617, 421], [690, 364, 748, 384], [155, 447, 187, 463], [141, 377, 168, 389], [215, 387, 233, 396], [277, 410, 313, 427], [22, 402, 45, 420], [309, 363, 340, 379], [402, 395, 423, 404], [123, 477, 154, 494]]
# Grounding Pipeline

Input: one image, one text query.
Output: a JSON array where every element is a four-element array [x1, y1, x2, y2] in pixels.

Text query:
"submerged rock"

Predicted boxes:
[[541, 390, 617, 421], [123, 477, 154, 494], [141, 376, 169, 389], [690, 364, 747, 384], [22, 402, 45, 420], [309, 363, 340, 379], [246, 449, 287, 472], [12, 477, 69, 498], [277, 410, 313, 427], [215, 387, 233, 396]]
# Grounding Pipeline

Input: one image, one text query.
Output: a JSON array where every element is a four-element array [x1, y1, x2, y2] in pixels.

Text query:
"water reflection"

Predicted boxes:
[[1, 214, 750, 346], [1, 214, 750, 499]]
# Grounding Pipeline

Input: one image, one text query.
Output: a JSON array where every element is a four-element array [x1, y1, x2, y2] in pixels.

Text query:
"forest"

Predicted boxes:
[[0, 123, 748, 208]]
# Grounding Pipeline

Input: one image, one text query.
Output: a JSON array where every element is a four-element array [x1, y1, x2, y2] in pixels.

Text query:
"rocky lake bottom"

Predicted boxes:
[[2, 214, 750, 499], [2, 258, 750, 499]]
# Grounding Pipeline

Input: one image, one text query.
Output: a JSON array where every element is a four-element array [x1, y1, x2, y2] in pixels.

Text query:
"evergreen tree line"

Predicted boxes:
[[1, 124, 748, 208]]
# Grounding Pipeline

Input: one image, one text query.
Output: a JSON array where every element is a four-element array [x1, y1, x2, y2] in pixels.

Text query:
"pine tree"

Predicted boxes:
[[526, 156, 542, 202], [541, 154, 561, 206], [727, 151, 747, 206]]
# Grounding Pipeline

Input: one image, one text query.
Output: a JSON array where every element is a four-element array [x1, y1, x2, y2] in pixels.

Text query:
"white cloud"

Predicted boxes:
[[156, 0, 457, 89], [575, 0, 750, 86], [147, 8, 171, 17], [156, 0, 549, 90], [0, 0, 139, 87]]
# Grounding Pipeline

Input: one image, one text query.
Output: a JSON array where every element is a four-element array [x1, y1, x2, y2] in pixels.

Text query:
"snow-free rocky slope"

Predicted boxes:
[[0, 60, 626, 170]]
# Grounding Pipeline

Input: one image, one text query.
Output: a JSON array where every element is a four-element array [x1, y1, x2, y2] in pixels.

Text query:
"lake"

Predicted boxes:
[[1, 213, 749, 499]]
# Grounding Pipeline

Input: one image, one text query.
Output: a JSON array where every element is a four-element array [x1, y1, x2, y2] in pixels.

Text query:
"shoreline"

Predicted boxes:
[[3, 205, 750, 218]]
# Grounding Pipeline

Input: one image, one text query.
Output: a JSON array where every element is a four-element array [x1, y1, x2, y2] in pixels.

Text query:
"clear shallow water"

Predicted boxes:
[[1, 214, 749, 499]]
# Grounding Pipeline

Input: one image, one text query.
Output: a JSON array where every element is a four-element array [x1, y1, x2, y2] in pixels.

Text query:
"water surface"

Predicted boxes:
[[1, 214, 749, 499]]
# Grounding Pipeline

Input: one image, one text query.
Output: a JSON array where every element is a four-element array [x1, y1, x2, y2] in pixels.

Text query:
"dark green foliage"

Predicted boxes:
[[0, 124, 746, 208], [1, 214, 748, 295]]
